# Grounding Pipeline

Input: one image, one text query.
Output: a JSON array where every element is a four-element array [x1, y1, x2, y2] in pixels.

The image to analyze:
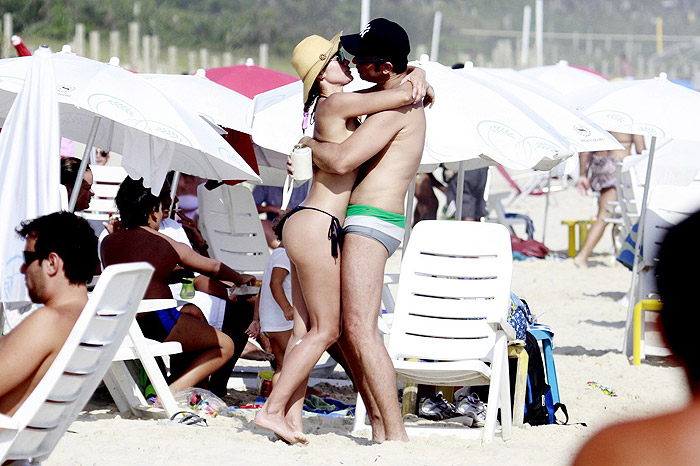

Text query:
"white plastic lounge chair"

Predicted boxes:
[[197, 184, 270, 277], [623, 185, 700, 363], [102, 299, 182, 419], [0, 262, 153, 465], [354, 221, 515, 441], [78, 165, 128, 223]]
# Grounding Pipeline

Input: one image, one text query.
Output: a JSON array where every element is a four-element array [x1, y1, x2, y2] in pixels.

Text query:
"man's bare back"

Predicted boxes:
[[350, 100, 425, 213], [308, 84, 426, 215]]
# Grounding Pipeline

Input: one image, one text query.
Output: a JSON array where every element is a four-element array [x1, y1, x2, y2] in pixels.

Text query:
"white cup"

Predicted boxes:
[[290, 144, 313, 181]]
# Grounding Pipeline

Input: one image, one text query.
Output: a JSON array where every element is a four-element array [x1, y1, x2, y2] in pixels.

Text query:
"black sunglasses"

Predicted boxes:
[[23, 250, 40, 267], [333, 50, 347, 62]]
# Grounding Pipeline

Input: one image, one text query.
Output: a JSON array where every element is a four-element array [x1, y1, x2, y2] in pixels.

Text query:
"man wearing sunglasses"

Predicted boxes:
[[299, 18, 429, 442], [0, 212, 98, 415]]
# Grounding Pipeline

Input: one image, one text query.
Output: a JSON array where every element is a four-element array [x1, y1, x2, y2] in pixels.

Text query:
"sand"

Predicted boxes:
[[44, 172, 688, 466]]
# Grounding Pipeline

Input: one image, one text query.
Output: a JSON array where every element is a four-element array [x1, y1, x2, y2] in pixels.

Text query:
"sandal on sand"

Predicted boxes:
[[170, 411, 208, 427]]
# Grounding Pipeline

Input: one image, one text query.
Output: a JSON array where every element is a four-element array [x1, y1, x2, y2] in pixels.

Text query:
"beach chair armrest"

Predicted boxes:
[[0, 413, 20, 429], [499, 317, 517, 341]]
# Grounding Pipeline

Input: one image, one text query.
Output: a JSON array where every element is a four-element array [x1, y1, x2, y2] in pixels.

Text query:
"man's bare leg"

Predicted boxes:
[[341, 234, 408, 442], [575, 187, 617, 267]]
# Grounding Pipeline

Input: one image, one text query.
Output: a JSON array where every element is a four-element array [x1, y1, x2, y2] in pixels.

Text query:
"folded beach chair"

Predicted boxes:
[[496, 166, 567, 207], [0, 263, 153, 465], [354, 221, 515, 441], [197, 184, 270, 278]]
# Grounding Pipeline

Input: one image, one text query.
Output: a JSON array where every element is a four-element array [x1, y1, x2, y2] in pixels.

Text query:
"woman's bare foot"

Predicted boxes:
[[285, 412, 303, 433], [573, 255, 588, 268], [255, 409, 308, 445]]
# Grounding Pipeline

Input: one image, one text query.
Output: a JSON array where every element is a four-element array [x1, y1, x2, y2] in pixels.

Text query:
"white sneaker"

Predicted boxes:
[[455, 393, 486, 427]]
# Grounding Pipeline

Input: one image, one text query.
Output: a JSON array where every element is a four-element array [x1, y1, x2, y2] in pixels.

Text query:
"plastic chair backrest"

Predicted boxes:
[[197, 184, 270, 274], [388, 221, 512, 363], [0, 263, 153, 463]]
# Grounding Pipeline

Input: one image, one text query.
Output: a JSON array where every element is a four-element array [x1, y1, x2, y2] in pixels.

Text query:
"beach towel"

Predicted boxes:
[[508, 292, 534, 340], [229, 396, 354, 418], [616, 222, 639, 270], [511, 236, 550, 258]]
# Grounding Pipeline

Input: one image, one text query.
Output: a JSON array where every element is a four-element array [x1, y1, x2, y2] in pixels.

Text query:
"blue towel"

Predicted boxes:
[[616, 223, 640, 271], [505, 213, 535, 239]]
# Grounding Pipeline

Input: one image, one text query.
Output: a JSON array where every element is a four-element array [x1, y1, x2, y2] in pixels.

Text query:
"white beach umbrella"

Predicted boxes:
[[457, 64, 623, 154], [250, 80, 304, 175], [0, 50, 260, 208], [0, 47, 61, 308], [520, 60, 609, 96], [408, 59, 576, 171], [250, 62, 576, 173], [140, 69, 252, 134], [139, 69, 258, 208], [567, 73, 700, 358]]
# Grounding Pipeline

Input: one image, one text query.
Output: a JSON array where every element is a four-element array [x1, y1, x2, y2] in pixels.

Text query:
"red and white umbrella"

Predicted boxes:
[[206, 58, 298, 100]]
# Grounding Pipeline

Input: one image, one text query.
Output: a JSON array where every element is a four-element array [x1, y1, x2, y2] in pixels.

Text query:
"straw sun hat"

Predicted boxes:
[[292, 31, 342, 104]]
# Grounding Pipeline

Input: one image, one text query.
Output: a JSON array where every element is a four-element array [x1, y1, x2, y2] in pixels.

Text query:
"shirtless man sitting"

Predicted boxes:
[[574, 131, 646, 267], [300, 18, 427, 442], [0, 212, 99, 415]]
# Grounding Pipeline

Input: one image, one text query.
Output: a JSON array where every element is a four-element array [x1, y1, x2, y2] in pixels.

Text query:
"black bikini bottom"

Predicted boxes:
[[282, 205, 343, 258]]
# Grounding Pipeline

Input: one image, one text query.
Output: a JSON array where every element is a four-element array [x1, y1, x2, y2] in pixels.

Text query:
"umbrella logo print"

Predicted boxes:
[[589, 110, 666, 138], [477, 120, 533, 167], [574, 125, 591, 137], [57, 84, 76, 97]]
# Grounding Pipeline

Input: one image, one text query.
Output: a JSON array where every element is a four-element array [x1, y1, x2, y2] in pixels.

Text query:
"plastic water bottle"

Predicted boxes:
[[180, 277, 195, 299]]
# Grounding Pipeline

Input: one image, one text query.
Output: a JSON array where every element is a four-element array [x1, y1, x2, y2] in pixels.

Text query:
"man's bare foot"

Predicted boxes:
[[573, 255, 588, 268], [384, 432, 410, 442], [255, 409, 308, 445]]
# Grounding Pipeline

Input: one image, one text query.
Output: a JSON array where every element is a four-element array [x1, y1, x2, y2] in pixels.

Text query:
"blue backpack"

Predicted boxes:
[[523, 331, 568, 425]]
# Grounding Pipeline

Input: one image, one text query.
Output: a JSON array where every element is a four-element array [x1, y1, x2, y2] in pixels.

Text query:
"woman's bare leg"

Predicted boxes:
[[165, 313, 235, 392], [255, 212, 341, 444], [283, 265, 311, 431], [575, 186, 617, 267]]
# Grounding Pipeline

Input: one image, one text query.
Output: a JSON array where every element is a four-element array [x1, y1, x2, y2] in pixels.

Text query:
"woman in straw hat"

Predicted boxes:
[[254, 32, 430, 444]]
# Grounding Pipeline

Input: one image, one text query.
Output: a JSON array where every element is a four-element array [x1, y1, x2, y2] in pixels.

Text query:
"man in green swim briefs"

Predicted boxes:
[[299, 18, 427, 442]]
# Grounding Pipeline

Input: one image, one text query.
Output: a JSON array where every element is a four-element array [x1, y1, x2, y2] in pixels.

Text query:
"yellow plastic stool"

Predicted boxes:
[[633, 299, 664, 366], [561, 219, 595, 257]]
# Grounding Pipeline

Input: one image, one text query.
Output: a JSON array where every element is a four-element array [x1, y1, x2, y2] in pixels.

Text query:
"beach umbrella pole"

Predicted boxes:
[[456, 161, 466, 221], [622, 135, 657, 356], [68, 116, 101, 212], [169, 171, 181, 219], [542, 173, 552, 244]]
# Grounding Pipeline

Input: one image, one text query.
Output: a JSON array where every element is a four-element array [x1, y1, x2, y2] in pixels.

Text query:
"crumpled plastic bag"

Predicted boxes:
[[173, 388, 232, 417]]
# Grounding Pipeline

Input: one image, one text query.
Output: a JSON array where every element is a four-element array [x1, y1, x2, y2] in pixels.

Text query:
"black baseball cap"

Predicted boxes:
[[340, 18, 410, 61]]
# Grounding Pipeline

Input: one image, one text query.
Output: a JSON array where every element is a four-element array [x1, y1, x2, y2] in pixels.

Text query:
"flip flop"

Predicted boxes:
[[170, 411, 208, 427]]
